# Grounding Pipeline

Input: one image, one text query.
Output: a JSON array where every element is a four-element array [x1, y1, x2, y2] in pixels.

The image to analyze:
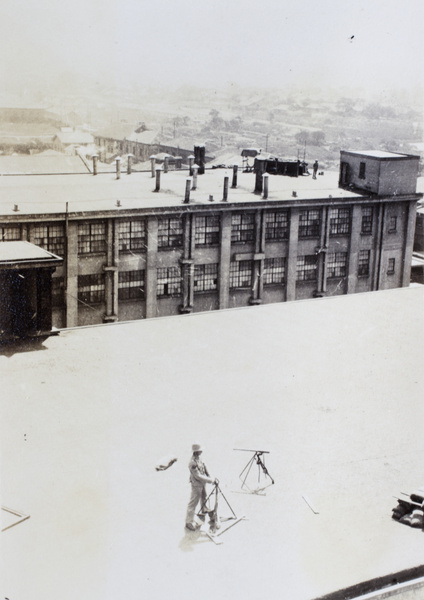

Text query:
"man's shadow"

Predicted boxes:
[[178, 525, 211, 552]]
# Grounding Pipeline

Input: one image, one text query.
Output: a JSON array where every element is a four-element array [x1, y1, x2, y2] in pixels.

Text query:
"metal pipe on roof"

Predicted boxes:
[[150, 155, 156, 178], [92, 154, 98, 176], [232, 164, 238, 188], [191, 165, 199, 190], [116, 157, 121, 180], [263, 173, 269, 199], [127, 153, 134, 175]]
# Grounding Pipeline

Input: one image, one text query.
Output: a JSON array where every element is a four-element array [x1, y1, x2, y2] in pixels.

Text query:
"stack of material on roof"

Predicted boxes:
[[392, 488, 424, 528]]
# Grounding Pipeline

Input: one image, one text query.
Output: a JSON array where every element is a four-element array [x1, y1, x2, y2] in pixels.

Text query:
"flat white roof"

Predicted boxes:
[[0, 169, 361, 217], [1, 287, 424, 600]]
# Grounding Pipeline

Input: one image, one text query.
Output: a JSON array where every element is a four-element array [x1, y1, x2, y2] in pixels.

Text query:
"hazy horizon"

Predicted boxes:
[[1, 0, 423, 102]]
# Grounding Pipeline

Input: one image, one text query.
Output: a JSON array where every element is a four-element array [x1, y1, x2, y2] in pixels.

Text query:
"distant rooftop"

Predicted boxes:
[[342, 150, 420, 160], [0, 241, 62, 264]]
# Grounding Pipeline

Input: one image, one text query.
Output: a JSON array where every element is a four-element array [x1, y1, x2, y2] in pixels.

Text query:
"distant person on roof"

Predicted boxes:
[[313, 160, 319, 179]]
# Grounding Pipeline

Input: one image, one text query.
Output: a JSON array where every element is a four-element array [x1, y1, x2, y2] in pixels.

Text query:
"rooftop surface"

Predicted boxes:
[[1, 286, 424, 600], [0, 168, 362, 216], [0, 153, 89, 175], [0, 240, 62, 263]]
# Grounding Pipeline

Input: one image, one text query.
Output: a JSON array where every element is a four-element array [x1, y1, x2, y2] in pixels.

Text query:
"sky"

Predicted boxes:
[[1, 0, 424, 95]]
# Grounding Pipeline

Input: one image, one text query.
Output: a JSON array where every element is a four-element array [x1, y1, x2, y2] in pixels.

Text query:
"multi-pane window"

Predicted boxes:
[[299, 209, 321, 238], [230, 260, 253, 288], [33, 224, 65, 256], [195, 215, 220, 246], [158, 217, 183, 248], [231, 213, 255, 244], [78, 222, 106, 254], [359, 162, 366, 179], [264, 257, 286, 285], [265, 211, 289, 241], [0, 225, 20, 241], [387, 258, 396, 275], [296, 255, 318, 281], [52, 277, 65, 307], [118, 270, 145, 300], [327, 252, 348, 278], [119, 220, 146, 252], [329, 207, 350, 236], [358, 249, 370, 276], [78, 274, 105, 304], [157, 266, 181, 296], [361, 207, 373, 234], [194, 264, 218, 292], [388, 216, 397, 233]]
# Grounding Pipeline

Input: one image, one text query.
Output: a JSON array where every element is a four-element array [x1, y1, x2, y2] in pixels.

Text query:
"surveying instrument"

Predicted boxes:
[[196, 479, 245, 545], [234, 448, 274, 495]]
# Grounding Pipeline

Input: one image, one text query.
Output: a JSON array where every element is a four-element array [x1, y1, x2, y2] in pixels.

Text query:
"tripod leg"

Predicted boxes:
[[216, 484, 237, 518], [240, 456, 255, 489], [257, 456, 274, 484]]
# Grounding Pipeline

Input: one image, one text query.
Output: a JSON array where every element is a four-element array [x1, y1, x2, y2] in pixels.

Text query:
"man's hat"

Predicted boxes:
[[192, 443, 203, 453]]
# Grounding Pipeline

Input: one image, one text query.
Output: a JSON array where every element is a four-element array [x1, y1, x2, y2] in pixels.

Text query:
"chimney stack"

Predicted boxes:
[[194, 144, 205, 174]]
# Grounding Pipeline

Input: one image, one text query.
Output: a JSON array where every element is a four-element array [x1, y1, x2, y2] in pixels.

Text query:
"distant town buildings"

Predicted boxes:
[[0, 147, 420, 339]]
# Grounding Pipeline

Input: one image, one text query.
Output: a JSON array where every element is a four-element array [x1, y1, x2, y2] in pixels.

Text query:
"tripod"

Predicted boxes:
[[235, 448, 275, 494], [197, 480, 245, 544]]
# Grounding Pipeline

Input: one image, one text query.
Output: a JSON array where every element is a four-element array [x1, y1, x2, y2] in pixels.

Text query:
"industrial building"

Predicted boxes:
[[0, 149, 420, 331]]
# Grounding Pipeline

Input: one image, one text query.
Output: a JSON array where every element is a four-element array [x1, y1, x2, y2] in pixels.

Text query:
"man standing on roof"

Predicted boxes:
[[312, 160, 319, 179], [185, 443, 217, 531]]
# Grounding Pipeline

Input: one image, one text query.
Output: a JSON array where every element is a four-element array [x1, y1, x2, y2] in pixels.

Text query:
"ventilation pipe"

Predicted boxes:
[[150, 155, 156, 178], [127, 153, 134, 175], [194, 144, 205, 174], [92, 154, 98, 175], [232, 164, 238, 188], [188, 155, 195, 176], [222, 175, 229, 202], [115, 156, 121, 180], [184, 178, 191, 203], [263, 174, 269, 199], [192, 164, 199, 190], [155, 166, 162, 192], [164, 155, 169, 173]]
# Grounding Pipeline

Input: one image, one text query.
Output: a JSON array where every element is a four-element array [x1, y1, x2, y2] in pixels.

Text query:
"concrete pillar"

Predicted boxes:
[[218, 212, 232, 309], [145, 216, 158, 319], [65, 221, 79, 327], [286, 209, 300, 301], [347, 204, 362, 294], [401, 199, 418, 287]]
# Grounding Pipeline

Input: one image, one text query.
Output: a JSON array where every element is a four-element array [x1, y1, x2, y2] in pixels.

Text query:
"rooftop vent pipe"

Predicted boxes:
[[92, 154, 98, 176], [116, 156, 121, 180], [184, 178, 191, 203], [192, 164, 199, 190], [155, 166, 162, 192], [222, 175, 229, 202], [127, 153, 134, 175], [232, 164, 238, 188], [150, 155, 156, 178], [263, 174, 269, 199]]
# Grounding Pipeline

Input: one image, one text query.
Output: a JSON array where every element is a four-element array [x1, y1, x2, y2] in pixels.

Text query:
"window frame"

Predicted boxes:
[[329, 207, 350, 236], [296, 255, 318, 282], [231, 213, 255, 244], [361, 206, 373, 235], [265, 210, 289, 241], [33, 223, 65, 256], [299, 209, 321, 238], [195, 215, 220, 246], [78, 273, 105, 304], [388, 215, 398, 234], [78, 221, 107, 255], [118, 219, 146, 253], [387, 257, 396, 275], [193, 263, 218, 292], [118, 270, 145, 300], [358, 249, 370, 277], [229, 260, 253, 288], [157, 217, 183, 249], [157, 266, 182, 297], [264, 257, 286, 285], [327, 252, 348, 279], [0, 224, 21, 241]]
